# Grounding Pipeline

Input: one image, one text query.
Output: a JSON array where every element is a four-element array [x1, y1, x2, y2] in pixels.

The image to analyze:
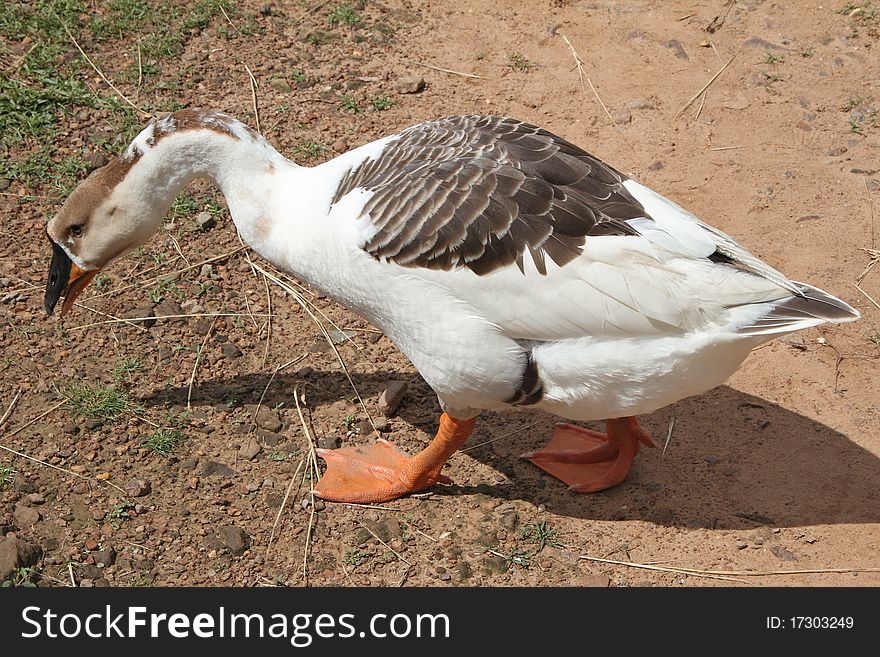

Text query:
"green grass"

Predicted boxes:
[[61, 381, 142, 422], [294, 140, 328, 161], [343, 549, 369, 566], [493, 521, 563, 570], [841, 96, 879, 134], [764, 51, 784, 65], [112, 357, 143, 383], [328, 4, 362, 27], [0, 464, 15, 488], [507, 52, 535, 72], [840, 1, 880, 37], [143, 427, 184, 454], [108, 500, 135, 522], [338, 94, 363, 114], [868, 330, 880, 347], [371, 94, 393, 111]]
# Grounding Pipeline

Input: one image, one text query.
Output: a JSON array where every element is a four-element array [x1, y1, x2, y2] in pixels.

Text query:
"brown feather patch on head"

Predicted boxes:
[[48, 149, 143, 244]]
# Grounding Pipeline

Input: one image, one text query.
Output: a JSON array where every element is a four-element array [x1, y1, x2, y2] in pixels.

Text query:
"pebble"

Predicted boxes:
[[200, 461, 237, 478], [770, 545, 797, 561], [221, 342, 243, 358], [663, 39, 689, 60], [218, 525, 251, 556], [648, 160, 664, 171], [626, 99, 654, 110], [255, 407, 283, 432], [611, 109, 632, 125], [71, 481, 90, 494], [256, 429, 285, 446], [378, 381, 408, 415], [0, 178, 10, 191], [393, 75, 426, 94], [239, 436, 262, 461], [123, 306, 156, 328], [13, 504, 41, 528], [317, 435, 340, 450], [195, 211, 216, 230], [333, 138, 348, 152], [0, 536, 43, 581], [93, 548, 116, 566], [826, 146, 848, 156], [735, 540, 748, 550], [13, 475, 38, 494], [125, 479, 151, 497], [84, 538, 99, 551], [268, 77, 292, 93]]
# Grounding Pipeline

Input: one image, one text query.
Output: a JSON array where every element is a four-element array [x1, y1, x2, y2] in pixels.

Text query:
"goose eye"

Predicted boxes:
[[69, 224, 83, 238]]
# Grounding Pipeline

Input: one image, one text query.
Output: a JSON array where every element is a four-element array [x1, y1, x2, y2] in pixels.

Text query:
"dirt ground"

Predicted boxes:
[[1, 0, 879, 588]]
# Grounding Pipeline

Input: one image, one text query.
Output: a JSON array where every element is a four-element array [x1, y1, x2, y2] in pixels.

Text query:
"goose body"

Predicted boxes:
[[44, 110, 859, 502]]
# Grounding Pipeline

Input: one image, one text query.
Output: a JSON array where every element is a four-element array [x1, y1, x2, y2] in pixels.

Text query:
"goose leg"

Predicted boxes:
[[522, 417, 656, 493], [314, 413, 476, 503]]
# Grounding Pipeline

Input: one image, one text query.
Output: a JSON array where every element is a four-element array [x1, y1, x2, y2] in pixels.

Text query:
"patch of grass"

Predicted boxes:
[[143, 427, 184, 454], [764, 51, 784, 65], [507, 52, 535, 72], [62, 381, 142, 422], [760, 70, 783, 83], [338, 94, 363, 114], [840, 1, 880, 37], [801, 47, 815, 57], [494, 521, 563, 570], [342, 415, 356, 430], [291, 69, 307, 84], [841, 96, 879, 134], [343, 549, 369, 566], [371, 94, 393, 111], [112, 357, 142, 383], [868, 330, 880, 347], [294, 140, 328, 161], [0, 464, 15, 488], [93, 272, 112, 289], [328, 4, 362, 27]]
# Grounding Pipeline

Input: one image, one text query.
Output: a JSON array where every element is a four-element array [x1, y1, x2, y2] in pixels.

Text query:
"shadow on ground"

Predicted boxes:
[[143, 372, 880, 530]]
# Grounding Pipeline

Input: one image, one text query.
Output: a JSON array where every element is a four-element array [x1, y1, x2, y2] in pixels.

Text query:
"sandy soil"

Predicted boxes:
[[1, 0, 879, 587]]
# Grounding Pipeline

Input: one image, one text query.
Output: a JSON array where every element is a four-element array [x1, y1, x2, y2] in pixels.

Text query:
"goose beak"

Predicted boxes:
[[44, 237, 98, 316]]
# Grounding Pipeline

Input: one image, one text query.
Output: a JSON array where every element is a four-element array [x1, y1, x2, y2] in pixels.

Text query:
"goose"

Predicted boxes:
[[44, 109, 859, 503]]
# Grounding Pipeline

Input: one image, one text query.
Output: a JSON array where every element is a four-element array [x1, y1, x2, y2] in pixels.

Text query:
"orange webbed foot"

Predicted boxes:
[[314, 414, 476, 504], [522, 417, 655, 493]]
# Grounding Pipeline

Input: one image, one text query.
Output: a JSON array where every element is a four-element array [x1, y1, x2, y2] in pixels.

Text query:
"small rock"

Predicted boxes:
[[200, 461, 237, 478], [123, 306, 156, 328], [13, 504, 41, 528], [84, 538, 99, 551], [221, 342, 243, 358], [826, 146, 848, 156], [256, 429, 285, 446], [373, 415, 390, 432], [317, 435, 340, 450], [13, 475, 38, 494], [735, 540, 748, 550], [393, 75, 425, 94], [626, 99, 654, 110], [329, 329, 357, 345], [0, 178, 10, 191], [364, 516, 402, 542], [333, 138, 348, 152], [480, 554, 508, 574], [71, 481, 90, 494], [268, 77, 292, 93], [455, 561, 473, 581], [195, 212, 216, 230], [743, 36, 784, 50], [495, 504, 519, 531], [124, 479, 151, 497], [663, 39, 689, 60], [770, 545, 797, 561], [25, 492, 45, 505], [313, 498, 326, 511], [611, 109, 632, 125], [155, 299, 183, 322], [200, 264, 214, 278], [218, 525, 251, 556], [193, 317, 213, 334], [648, 160, 664, 171], [0, 537, 43, 581], [84, 417, 103, 430], [239, 436, 262, 461], [255, 407, 283, 432], [93, 548, 116, 566], [378, 381, 408, 415]]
